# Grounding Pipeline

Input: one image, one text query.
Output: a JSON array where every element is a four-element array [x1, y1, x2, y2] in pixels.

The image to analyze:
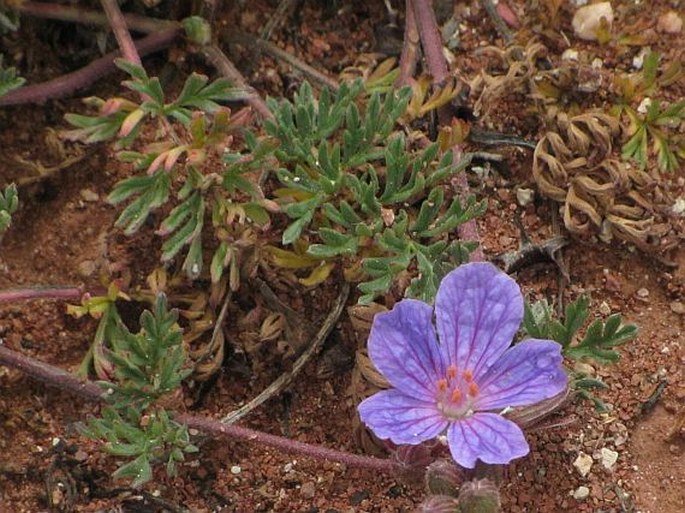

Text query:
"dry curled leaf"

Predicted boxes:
[[533, 110, 671, 251]]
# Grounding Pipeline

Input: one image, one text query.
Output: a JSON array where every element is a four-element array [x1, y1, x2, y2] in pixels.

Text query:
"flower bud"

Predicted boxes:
[[457, 479, 501, 513], [425, 459, 464, 497], [416, 495, 460, 513]]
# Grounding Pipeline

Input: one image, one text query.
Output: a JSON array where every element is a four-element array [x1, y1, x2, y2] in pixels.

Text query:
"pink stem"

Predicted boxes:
[[396, 0, 420, 87], [0, 286, 83, 303], [0, 344, 399, 473], [15, 1, 177, 33], [100, 0, 142, 66], [412, 0, 484, 261], [0, 29, 179, 106]]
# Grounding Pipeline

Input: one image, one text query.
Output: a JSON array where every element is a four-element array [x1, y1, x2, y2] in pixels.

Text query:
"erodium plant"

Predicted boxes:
[[0, 183, 18, 240], [265, 80, 484, 303], [79, 294, 197, 487], [64, 59, 262, 284]]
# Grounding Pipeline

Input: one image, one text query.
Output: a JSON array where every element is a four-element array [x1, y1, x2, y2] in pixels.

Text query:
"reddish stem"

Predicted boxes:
[[100, 0, 142, 66], [0, 344, 399, 474], [0, 29, 180, 106], [396, 0, 419, 87], [0, 286, 83, 303], [411, 0, 448, 85], [411, 0, 484, 261], [15, 1, 177, 33]]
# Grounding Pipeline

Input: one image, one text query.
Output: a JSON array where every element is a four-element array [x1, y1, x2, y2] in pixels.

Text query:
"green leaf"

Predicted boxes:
[[282, 212, 313, 245], [109, 172, 172, 235], [113, 454, 153, 488], [566, 314, 638, 364]]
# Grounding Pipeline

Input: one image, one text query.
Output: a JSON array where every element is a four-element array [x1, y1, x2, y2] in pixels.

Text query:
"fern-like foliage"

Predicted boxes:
[[267, 80, 484, 302]]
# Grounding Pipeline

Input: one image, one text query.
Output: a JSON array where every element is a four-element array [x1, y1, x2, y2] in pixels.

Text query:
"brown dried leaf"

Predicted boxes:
[[259, 312, 285, 342]]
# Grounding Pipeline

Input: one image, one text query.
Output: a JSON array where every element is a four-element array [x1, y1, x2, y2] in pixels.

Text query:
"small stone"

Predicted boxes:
[[300, 481, 316, 498], [283, 462, 294, 473], [77, 260, 97, 278], [230, 465, 241, 475], [600, 447, 619, 470], [598, 301, 611, 315], [636, 287, 649, 298], [74, 450, 88, 462], [574, 362, 596, 376], [80, 189, 99, 202], [637, 97, 652, 114], [573, 486, 590, 500], [516, 187, 535, 207], [657, 11, 683, 34], [561, 49, 579, 61], [672, 198, 685, 216], [670, 302, 685, 314], [572, 2, 614, 41], [573, 452, 593, 477]]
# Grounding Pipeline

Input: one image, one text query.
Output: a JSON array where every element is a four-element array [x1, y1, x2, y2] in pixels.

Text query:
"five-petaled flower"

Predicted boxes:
[[358, 262, 568, 468]]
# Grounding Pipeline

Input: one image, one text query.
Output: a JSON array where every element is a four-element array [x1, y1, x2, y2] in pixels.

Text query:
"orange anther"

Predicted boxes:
[[437, 379, 448, 392], [468, 382, 479, 397], [463, 369, 473, 382], [447, 365, 457, 379], [450, 389, 462, 402]]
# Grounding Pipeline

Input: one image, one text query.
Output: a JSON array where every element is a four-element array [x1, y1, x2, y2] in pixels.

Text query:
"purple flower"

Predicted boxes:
[[358, 262, 567, 468]]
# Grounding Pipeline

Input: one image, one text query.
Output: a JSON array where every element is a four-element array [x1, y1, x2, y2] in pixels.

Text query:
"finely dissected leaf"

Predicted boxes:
[[109, 172, 172, 235], [523, 297, 637, 365], [0, 183, 18, 235], [566, 314, 638, 363], [0, 56, 25, 97], [81, 296, 196, 487]]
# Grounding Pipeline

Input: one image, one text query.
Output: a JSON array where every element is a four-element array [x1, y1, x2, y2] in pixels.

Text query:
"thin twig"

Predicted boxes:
[[0, 343, 399, 473], [0, 29, 180, 106], [197, 45, 274, 120], [222, 31, 339, 91], [396, 0, 420, 87], [221, 281, 350, 424], [0, 286, 83, 303], [479, 0, 514, 44]]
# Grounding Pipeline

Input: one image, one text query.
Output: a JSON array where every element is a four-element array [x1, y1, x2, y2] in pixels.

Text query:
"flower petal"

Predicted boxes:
[[358, 389, 448, 445], [368, 299, 445, 401], [475, 339, 568, 411], [447, 413, 529, 468], [435, 262, 523, 379]]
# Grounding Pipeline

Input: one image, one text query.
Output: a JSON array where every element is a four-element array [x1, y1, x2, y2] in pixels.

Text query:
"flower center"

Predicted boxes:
[[435, 364, 479, 419]]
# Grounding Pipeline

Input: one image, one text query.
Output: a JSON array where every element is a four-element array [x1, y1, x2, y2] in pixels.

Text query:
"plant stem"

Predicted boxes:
[[396, 0, 419, 87], [0, 344, 103, 399], [177, 413, 398, 473], [0, 286, 83, 303], [0, 28, 179, 106], [411, 0, 485, 262], [14, 1, 178, 33], [197, 44, 274, 120], [411, 0, 448, 85], [0, 344, 400, 474], [100, 0, 142, 65]]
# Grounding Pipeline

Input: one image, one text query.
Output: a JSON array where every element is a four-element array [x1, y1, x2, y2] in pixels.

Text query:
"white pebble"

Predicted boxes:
[[657, 12, 683, 34], [230, 465, 241, 475], [573, 452, 594, 477], [601, 447, 619, 470], [573, 486, 590, 500], [572, 2, 614, 41]]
